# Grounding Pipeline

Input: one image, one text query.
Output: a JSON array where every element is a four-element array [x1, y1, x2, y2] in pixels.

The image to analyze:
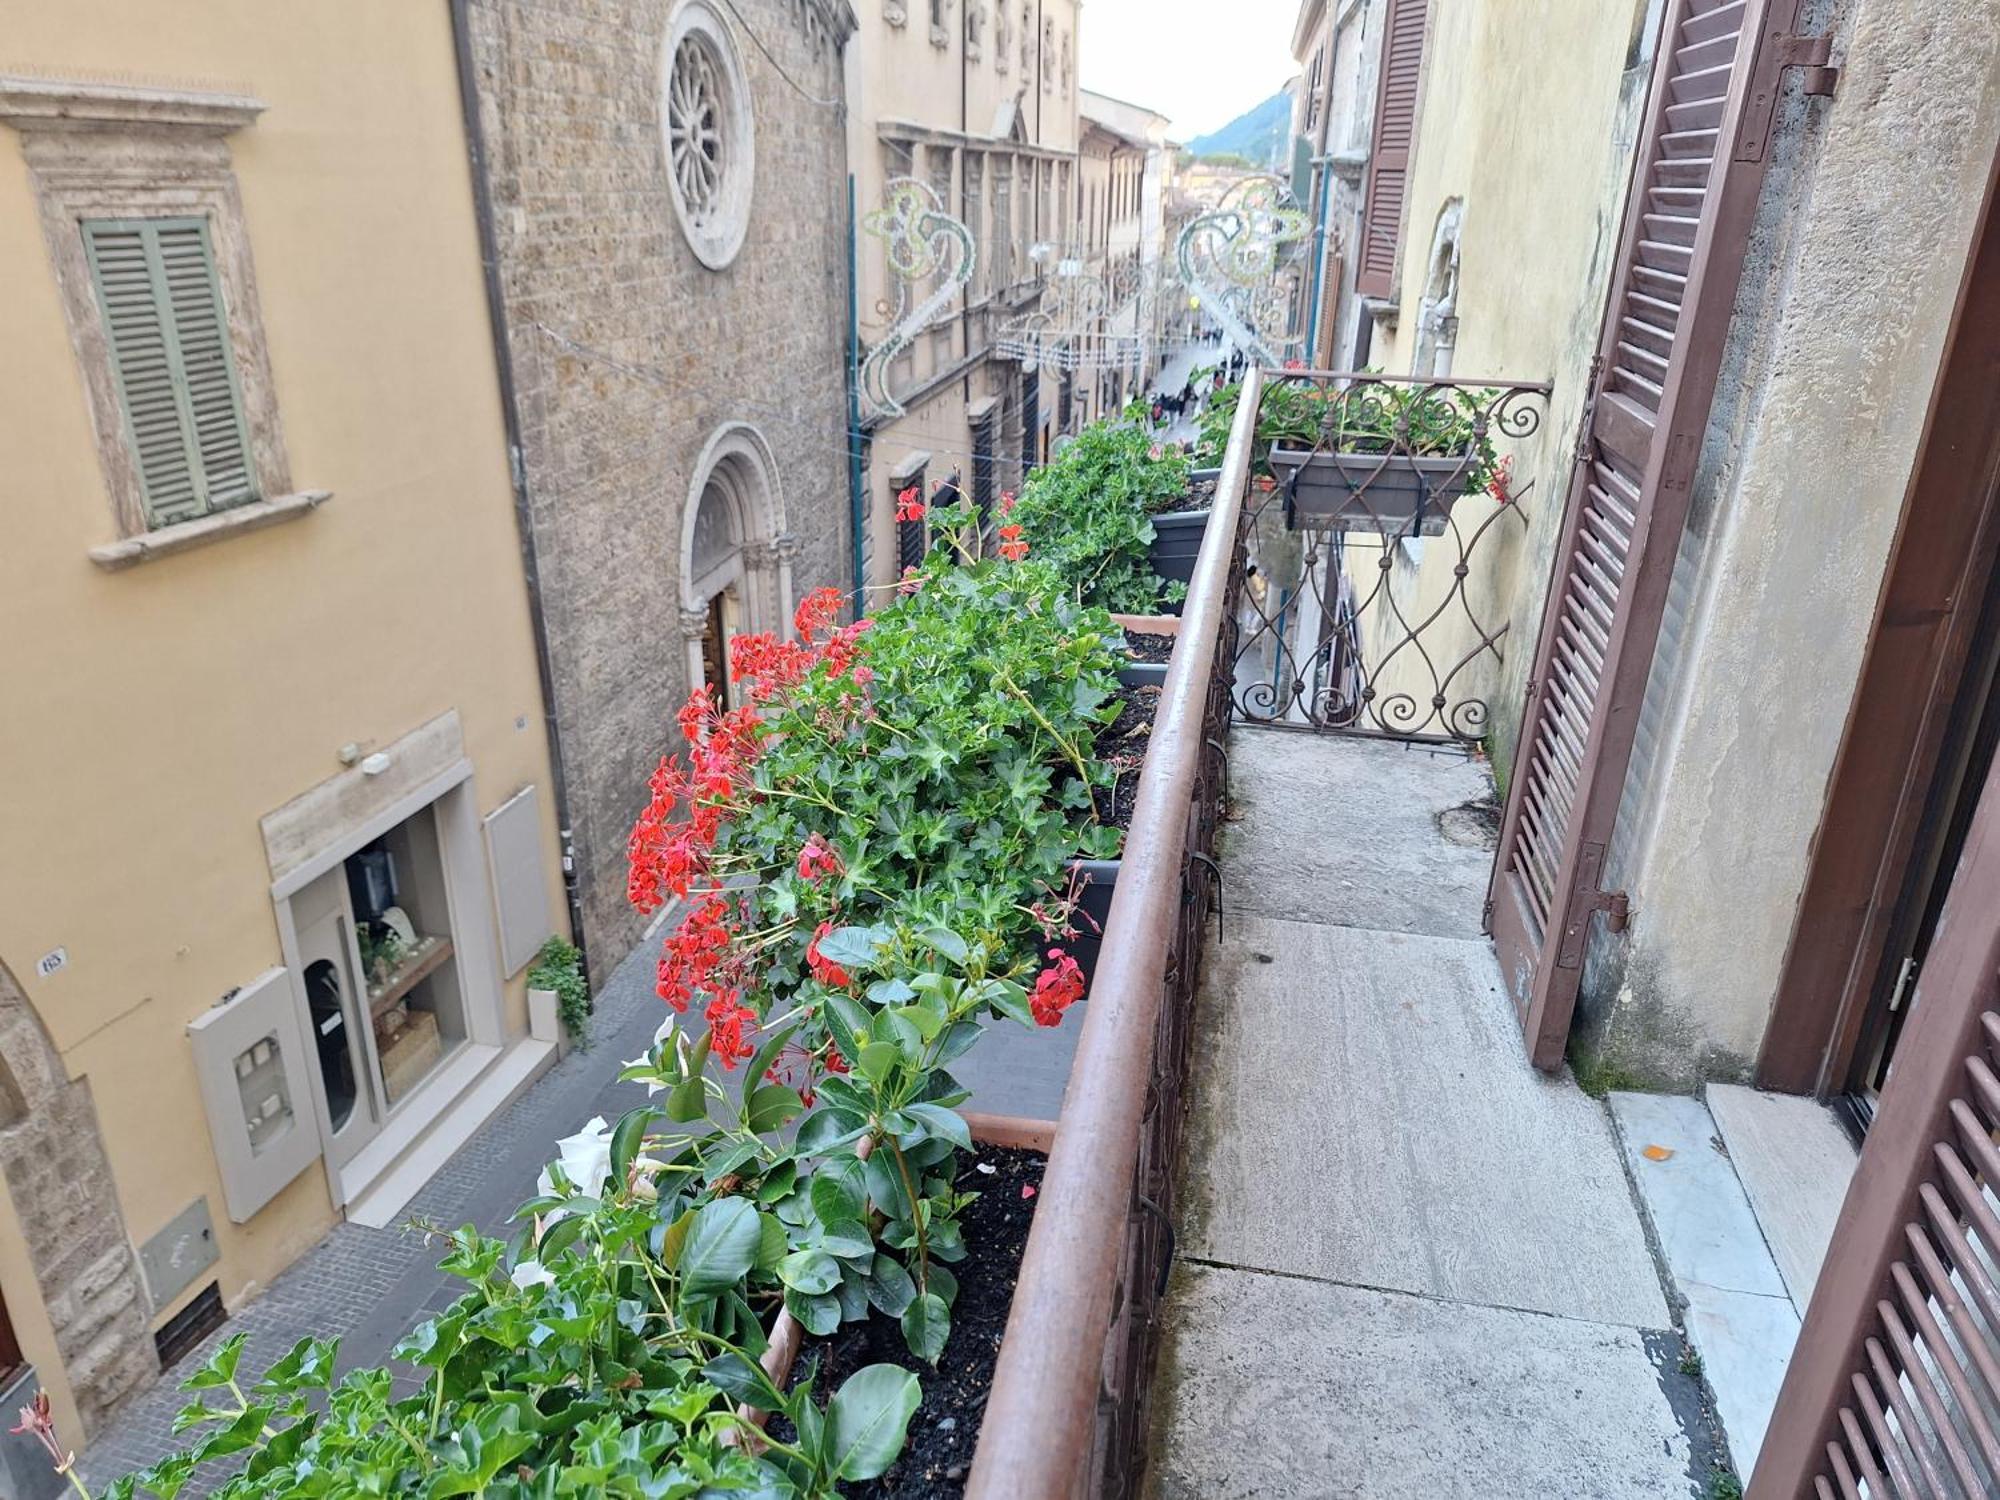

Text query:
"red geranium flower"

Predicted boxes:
[[895, 485, 925, 523], [807, 919, 852, 988], [797, 834, 843, 885], [1030, 948, 1086, 1027], [704, 991, 758, 1069], [997, 522, 1029, 563]]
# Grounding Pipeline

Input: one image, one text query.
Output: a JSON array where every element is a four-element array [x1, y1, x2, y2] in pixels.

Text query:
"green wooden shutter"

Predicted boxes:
[[83, 217, 257, 528]]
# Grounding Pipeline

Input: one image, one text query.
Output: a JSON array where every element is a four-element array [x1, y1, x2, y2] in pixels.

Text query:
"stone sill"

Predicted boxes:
[[88, 490, 331, 571]]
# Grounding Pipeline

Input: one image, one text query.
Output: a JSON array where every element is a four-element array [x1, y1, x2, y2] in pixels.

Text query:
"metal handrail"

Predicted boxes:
[[964, 366, 1263, 1497]]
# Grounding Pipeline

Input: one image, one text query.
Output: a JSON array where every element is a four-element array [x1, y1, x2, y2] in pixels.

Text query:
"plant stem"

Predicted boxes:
[[992, 670, 1093, 807], [884, 1134, 929, 1293]]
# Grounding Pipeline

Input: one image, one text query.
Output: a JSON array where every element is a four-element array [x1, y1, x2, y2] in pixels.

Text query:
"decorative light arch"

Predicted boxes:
[[679, 424, 795, 698]]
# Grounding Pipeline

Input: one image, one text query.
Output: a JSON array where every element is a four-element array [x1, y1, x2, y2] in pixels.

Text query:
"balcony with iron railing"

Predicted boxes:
[[950, 363, 1925, 1498]]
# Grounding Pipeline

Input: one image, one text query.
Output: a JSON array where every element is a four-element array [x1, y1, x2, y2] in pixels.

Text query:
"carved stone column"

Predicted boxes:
[[773, 534, 804, 630]]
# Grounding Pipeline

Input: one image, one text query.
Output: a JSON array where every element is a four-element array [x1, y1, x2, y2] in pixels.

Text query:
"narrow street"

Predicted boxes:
[[1145, 729, 1729, 1497]]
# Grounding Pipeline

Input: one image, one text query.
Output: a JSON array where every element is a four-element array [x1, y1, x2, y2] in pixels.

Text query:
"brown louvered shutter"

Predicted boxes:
[[1354, 0, 1425, 298], [1752, 744, 2000, 1498], [1488, 0, 1815, 1067]]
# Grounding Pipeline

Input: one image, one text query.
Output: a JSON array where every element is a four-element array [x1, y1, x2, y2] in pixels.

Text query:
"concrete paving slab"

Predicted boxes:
[[1146, 1261, 1705, 1500], [1608, 1092, 1790, 1299], [951, 1000, 1082, 1122], [1707, 1083, 1857, 1313], [1182, 913, 1669, 1328], [1683, 1280, 1800, 1483], [1220, 729, 1496, 939]]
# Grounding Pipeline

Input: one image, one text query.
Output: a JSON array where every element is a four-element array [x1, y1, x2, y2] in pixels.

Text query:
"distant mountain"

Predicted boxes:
[[1186, 90, 1291, 169]]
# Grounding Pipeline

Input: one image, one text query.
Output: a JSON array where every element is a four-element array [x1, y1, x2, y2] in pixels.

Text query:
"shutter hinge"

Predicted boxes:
[[1602, 889, 1632, 933], [1556, 843, 1633, 967], [1736, 31, 1839, 161], [1775, 31, 1840, 97], [1570, 354, 1604, 469]]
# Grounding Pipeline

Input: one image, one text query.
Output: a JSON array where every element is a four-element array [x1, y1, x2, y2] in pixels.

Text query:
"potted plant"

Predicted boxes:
[[1004, 420, 1190, 613], [1265, 380, 1500, 535], [526, 934, 591, 1049]]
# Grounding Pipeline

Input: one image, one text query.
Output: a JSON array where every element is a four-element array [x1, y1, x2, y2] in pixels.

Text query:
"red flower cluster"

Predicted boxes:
[[705, 992, 758, 1069], [807, 919, 851, 987], [627, 689, 764, 914], [895, 485, 925, 523], [1030, 949, 1086, 1027], [899, 566, 923, 595], [654, 893, 736, 1012], [730, 587, 873, 705], [998, 491, 1016, 517], [997, 523, 1029, 563], [1486, 453, 1515, 506], [797, 833, 843, 885]]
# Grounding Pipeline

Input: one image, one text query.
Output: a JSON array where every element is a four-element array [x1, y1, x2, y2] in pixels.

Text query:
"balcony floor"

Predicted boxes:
[[1145, 729, 1728, 1498]]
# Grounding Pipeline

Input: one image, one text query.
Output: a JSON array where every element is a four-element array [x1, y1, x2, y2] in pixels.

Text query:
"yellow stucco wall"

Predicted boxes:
[[0, 0, 564, 1434], [1362, 0, 1661, 757]]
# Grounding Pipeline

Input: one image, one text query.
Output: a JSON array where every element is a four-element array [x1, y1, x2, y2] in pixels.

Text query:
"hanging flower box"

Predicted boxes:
[[1266, 444, 1480, 536]]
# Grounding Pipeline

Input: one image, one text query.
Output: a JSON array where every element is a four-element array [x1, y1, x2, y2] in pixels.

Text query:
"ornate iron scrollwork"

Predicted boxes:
[[859, 176, 975, 420]]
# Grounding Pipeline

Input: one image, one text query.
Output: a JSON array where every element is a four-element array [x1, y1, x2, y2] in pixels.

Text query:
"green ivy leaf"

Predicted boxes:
[[676, 1198, 761, 1297], [778, 1249, 842, 1295], [902, 1101, 971, 1151], [827, 1364, 923, 1481], [864, 1253, 917, 1317]]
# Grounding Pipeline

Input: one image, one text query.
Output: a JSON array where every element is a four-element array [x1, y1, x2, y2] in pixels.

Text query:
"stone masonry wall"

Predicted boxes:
[[466, 0, 856, 982], [0, 963, 156, 1436]]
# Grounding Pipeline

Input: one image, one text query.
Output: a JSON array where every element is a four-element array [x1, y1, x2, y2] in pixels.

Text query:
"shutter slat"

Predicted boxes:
[[1354, 0, 1428, 296], [84, 216, 258, 527], [1488, 0, 1768, 1064]]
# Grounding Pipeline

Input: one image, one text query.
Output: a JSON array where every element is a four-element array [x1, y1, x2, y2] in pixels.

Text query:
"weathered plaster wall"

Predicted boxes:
[[465, 0, 856, 978], [0, 0, 563, 1438], [1368, 0, 1662, 762], [1580, 0, 2000, 1086]]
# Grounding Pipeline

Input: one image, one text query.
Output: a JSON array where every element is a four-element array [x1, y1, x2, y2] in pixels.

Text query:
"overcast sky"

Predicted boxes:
[[1078, 0, 1299, 141]]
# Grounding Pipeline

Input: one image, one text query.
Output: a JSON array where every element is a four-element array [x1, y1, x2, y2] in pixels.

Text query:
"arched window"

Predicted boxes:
[[661, 1, 755, 271]]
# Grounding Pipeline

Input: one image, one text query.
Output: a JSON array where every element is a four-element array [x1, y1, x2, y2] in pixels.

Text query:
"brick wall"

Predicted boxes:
[[465, 0, 857, 980]]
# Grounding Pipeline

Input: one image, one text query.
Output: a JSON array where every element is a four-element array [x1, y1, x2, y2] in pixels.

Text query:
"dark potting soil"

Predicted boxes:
[[783, 1147, 1045, 1497], [1094, 681, 1160, 833], [1154, 474, 1217, 515], [1125, 630, 1175, 665]]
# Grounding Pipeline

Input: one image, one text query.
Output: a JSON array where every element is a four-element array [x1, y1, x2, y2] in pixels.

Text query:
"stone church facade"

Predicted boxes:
[[461, 0, 860, 976]]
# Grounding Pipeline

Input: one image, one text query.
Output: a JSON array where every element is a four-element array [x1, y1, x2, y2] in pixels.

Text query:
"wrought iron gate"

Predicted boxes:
[[1488, 0, 1829, 1069], [1228, 370, 1551, 743]]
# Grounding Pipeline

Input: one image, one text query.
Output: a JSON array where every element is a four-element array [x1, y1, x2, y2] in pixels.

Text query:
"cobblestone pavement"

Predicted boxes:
[[80, 919, 1077, 1489]]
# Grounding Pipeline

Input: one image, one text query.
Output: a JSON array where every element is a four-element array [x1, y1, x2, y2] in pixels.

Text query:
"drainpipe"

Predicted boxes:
[[448, 0, 589, 976], [845, 173, 867, 611], [1303, 158, 1333, 363]]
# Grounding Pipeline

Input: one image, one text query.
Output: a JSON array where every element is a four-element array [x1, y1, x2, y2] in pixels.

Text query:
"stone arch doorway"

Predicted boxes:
[[680, 424, 795, 701], [0, 957, 155, 1439]]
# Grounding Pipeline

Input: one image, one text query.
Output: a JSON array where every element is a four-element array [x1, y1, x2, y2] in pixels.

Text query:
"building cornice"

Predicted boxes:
[[877, 116, 1074, 162], [0, 75, 264, 133]]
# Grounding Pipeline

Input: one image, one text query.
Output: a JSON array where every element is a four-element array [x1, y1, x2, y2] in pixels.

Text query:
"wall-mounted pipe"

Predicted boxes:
[[448, 0, 589, 975]]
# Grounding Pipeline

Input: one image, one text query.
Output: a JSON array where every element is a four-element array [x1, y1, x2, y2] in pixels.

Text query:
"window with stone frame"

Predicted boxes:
[[992, 158, 1013, 289], [929, 145, 956, 370], [886, 139, 917, 389], [963, 151, 985, 299], [0, 78, 298, 560]]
